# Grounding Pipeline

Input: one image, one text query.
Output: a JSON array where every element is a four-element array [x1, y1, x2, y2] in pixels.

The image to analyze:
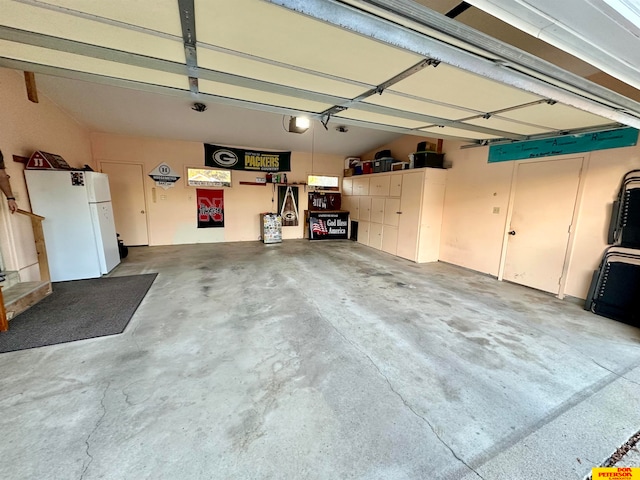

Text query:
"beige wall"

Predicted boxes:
[[439, 140, 640, 299], [564, 146, 640, 297], [438, 141, 514, 277], [0, 68, 93, 280], [91, 133, 344, 245]]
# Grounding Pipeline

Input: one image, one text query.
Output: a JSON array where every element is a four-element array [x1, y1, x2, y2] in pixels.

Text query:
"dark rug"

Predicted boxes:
[[0, 274, 157, 353]]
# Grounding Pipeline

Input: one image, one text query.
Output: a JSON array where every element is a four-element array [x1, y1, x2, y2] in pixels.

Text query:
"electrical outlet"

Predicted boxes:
[[160, 195, 167, 200], [493, 207, 500, 214]]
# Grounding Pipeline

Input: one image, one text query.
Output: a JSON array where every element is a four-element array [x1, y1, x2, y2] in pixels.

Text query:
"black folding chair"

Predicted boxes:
[[585, 247, 640, 326], [608, 169, 640, 248]]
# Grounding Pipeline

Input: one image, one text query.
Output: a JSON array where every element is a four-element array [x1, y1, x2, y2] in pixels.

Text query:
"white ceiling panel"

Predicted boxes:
[[420, 125, 502, 139], [197, 48, 370, 99], [199, 79, 332, 113], [20, 0, 183, 36], [195, 0, 424, 85], [364, 92, 479, 120], [1, 0, 185, 62], [462, 116, 552, 136], [389, 63, 543, 112], [336, 110, 428, 129], [0, 40, 189, 89], [500, 103, 613, 130]]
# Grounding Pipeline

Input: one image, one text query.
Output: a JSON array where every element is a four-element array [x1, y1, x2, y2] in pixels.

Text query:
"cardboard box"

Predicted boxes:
[[391, 162, 408, 171], [344, 168, 354, 177]]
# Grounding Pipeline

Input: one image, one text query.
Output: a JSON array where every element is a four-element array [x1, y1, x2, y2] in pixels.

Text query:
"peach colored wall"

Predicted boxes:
[[439, 139, 640, 299], [359, 135, 438, 162], [91, 133, 344, 245], [438, 141, 514, 277], [0, 67, 93, 280], [564, 146, 640, 298]]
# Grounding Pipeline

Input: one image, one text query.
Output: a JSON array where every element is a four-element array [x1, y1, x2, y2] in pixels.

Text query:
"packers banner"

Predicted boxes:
[[204, 144, 291, 172]]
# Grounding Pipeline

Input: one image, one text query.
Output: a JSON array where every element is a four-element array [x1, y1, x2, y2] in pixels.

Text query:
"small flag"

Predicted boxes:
[[312, 219, 328, 235]]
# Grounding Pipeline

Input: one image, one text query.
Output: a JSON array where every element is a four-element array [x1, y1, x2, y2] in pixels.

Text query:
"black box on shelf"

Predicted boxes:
[[374, 149, 391, 160], [414, 152, 444, 169]]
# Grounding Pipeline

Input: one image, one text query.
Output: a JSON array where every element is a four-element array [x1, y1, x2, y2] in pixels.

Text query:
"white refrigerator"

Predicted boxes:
[[25, 170, 121, 282]]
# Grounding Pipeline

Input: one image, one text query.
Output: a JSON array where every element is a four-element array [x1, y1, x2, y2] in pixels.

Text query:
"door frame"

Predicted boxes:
[[497, 153, 591, 299], [98, 161, 150, 246]]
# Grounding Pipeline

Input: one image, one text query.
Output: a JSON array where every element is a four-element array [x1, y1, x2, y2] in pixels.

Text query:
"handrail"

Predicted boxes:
[[16, 209, 45, 220], [1, 209, 49, 332]]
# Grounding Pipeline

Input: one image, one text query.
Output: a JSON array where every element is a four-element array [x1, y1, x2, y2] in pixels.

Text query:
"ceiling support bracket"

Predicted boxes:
[[317, 58, 440, 129], [178, 0, 199, 96]]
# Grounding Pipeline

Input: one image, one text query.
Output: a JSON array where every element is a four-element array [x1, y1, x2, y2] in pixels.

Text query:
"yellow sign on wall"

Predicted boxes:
[[592, 467, 640, 479]]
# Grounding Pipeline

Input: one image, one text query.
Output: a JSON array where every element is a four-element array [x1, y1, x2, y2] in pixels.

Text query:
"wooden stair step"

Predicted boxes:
[[3, 281, 52, 321]]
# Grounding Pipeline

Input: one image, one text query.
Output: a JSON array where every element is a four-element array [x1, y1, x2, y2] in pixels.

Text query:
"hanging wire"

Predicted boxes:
[[311, 121, 315, 174]]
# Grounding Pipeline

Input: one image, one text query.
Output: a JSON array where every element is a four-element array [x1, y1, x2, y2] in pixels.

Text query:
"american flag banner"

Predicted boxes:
[[311, 218, 328, 235], [309, 212, 349, 240]]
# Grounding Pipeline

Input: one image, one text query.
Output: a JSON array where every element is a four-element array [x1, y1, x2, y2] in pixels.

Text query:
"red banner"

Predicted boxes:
[[197, 189, 224, 228]]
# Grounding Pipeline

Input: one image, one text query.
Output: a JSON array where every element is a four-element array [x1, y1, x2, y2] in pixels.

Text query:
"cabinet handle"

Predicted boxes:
[[396, 211, 402, 214]]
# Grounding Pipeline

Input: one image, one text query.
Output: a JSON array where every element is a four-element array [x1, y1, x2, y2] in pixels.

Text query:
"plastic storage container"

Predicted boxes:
[[373, 158, 393, 173]]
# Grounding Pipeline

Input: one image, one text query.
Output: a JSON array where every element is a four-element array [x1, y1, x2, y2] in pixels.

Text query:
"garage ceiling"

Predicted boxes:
[[1, 0, 640, 152]]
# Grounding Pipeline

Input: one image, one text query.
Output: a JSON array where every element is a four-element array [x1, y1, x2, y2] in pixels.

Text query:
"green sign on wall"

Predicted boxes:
[[488, 127, 638, 163]]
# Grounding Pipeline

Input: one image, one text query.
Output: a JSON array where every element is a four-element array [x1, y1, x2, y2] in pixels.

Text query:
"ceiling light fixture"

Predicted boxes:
[[192, 102, 207, 112], [288, 116, 310, 134]]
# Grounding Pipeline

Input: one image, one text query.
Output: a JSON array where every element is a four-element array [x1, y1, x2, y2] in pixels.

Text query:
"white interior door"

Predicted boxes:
[[100, 162, 149, 246], [503, 157, 583, 294]]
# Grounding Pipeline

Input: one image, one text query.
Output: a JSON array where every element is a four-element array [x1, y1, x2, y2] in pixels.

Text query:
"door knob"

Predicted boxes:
[[141, 210, 145, 214], [508, 230, 516, 236]]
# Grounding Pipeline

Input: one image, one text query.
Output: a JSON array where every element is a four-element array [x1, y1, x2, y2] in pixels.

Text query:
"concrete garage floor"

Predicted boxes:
[[1, 240, 639, 480]]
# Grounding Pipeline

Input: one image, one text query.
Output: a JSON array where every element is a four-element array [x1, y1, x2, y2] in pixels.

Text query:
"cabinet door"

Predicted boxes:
[[397, 171, 424, 261], [370, 197, 385, 224], [370, 175, 390, 197], [369, 223, 383, 250], [383, 198, 400, 227], [349, 197, 359, 220], [359, 196, 372, 221], [390, 173, 403, 197], [417, 183, 446, 263], [357, 221, 370, 245], [382, 225, 398, 255], [341, 196, 352, 217], [353, 177, 370, 196], [424, 168, 447, 186], [343, 177, 353, 196]]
